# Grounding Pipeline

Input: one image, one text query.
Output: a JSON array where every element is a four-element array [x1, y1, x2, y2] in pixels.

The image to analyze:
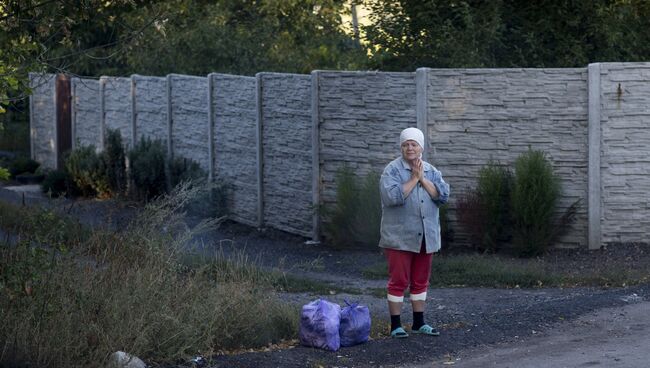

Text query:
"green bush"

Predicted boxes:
[[102, 129, 126, 195], [0, 167, 9, 181], [41, 169, 77, 198], [325, 166, 381, 249], [170, 156, 206, 188], [64, 146, 110, 198], [477, 163, 511, 251], [8, 156, 40, 177], [128, 137, 167, 200], [457, 162, 511, 252], [510, 149, 560, 257]]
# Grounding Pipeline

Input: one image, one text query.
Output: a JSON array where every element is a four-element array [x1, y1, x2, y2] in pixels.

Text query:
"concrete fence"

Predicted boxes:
[[29, 62, 650, 248]]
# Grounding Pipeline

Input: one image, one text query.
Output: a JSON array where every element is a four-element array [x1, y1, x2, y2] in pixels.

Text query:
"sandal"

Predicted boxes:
[[411, 324, 440, 336], [390, 327, 409, 338]]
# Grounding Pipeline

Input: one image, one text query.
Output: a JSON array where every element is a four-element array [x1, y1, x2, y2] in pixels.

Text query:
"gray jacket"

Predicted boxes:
[[378, 157, 450, 253]]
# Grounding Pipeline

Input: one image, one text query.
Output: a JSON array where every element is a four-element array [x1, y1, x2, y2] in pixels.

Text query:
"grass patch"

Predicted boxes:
[[361, 253, 650, 288], [0, 184, 299, 367]]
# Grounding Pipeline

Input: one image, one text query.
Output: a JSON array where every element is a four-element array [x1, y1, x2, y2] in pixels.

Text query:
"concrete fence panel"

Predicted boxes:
[[211, 73, 258, 226], [29, 73, 57, 169], [260, 73, 313, 237], [317, 71, 417, 210], [169, 74, 209, 171], [133, 75, 168, 144], [425, 68, 589, 247], [599, 62, 650, 244], [101, 77, 133, 149], [71, 77, 101, 149]]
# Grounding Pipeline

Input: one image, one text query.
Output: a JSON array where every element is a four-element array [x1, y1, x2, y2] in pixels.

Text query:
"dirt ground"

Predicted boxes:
[[1, 185, 649, 368]]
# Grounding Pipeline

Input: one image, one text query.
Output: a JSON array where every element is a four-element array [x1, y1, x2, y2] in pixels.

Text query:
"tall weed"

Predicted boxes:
[[324, 167, 381, 249], [0, 183, 296, 367]]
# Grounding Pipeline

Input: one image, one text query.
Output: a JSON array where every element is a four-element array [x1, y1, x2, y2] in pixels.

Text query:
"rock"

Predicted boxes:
[[107, 351, 146, 368]]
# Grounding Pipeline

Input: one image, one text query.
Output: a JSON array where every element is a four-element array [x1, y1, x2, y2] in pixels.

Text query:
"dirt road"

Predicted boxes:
[[418, 300, 650, 368]]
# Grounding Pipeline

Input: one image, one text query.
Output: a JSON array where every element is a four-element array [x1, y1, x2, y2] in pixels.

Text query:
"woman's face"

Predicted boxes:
[[401, 140, 422, 161]]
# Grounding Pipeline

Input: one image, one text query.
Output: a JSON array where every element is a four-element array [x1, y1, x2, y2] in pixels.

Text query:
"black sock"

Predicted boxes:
[[412, 312, 424, 330], [390, 315, 402, 331]]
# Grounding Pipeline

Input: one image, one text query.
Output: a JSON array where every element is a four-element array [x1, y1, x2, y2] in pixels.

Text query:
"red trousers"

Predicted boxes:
[[385, 242, 433, 302]]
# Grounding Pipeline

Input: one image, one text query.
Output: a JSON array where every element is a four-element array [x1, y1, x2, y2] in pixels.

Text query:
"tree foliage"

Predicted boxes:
[[363, 0, 650, 70], [121, 0, 366, 76]]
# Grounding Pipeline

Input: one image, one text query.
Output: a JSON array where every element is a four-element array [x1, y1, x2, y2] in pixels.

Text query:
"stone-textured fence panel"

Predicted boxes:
[[169, 75, 209, 171], [71, 77, 101, 149], [317, 71, 417, 209], [599, 63, 650, 243], [211, 74, 258, 226], [28, 63, 650, 249], [260, 73, 313, 237], [101, 77, 132, 148], [133, 75, 167, 144], [426, 68, 589, 247], [29, 73, 57, 169]]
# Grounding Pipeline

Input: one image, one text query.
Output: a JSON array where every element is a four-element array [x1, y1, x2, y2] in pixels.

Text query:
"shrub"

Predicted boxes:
[[102, 129, 126, 195], [0, 184, 297, 367], [40, 169, 76, 197], [128, 137, 167, 200], [170, 156, 206, 189], [324, 166, 381, 249], [456, 188, 487, 249], [456, 162, 511, 252], [8, 156, 40, 177], [64, 146, 110, 198], [0, 167, 9, 181], [439, 203, 453, 247], [510, 149, 560, 257]]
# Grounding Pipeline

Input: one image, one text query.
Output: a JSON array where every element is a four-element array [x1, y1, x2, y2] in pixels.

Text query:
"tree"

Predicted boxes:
[[362, 0, 650, 70], [0, 0, 154, 129], [122, 0, 367, 76]]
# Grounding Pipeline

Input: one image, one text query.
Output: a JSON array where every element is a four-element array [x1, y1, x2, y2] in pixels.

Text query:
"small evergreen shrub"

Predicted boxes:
[[102, 129, 126, 195], [8, 156, 40, 177], [128, 137, 167, 200], [64, 146, 110, 198], [325, 166, 381, 249], [510, 149, 560, 257], [457, 162, 511, 252], [170, 156, 206, 189], [0, 167, 9, 181], [41, 169, 76, 197]]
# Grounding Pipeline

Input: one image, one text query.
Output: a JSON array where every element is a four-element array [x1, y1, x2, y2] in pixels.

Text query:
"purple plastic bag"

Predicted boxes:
[[339, 300, 371, 347], [299, 299, 341, 351]]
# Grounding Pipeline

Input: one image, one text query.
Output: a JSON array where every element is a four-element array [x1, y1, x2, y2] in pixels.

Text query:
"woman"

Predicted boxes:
[[379, 127, 450, 338]]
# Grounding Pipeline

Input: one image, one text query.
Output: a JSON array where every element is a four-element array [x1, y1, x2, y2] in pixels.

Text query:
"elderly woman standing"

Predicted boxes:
[[379, 127, 450, 338]]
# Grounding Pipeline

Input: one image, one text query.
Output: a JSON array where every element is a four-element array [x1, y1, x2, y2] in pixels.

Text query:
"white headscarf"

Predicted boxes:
[[400, 127, 424, 148]]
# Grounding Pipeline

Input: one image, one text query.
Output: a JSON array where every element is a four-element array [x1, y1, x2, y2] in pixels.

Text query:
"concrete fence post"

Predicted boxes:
[[255, 73, 264, 228], [70, 78, 77, 150], [29, 74, 35, 160], [130, 76, 137, 148], [416, 68, 429, 161], [207, 73, 216, 182], [165, 74, 173, 192], [310, 71, 321, 242], [587, 63, 602, 250], [99, 77, 106, 149]]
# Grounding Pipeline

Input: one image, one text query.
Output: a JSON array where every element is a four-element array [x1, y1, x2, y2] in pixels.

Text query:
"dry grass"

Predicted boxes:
[[0, 183, 298, 367]]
